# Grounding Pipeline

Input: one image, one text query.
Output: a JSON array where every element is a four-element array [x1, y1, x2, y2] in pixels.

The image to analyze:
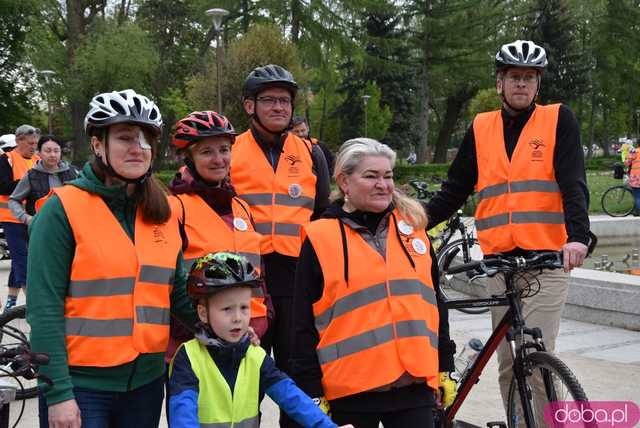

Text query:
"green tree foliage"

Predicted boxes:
[[186, 24, 307, 132], [0, 0, 39, 131], [360, 82, 392, 141], [468, 88, 502, 117]]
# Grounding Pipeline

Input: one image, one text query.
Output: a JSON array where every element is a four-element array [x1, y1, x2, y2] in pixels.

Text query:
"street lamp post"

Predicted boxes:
[[206, 8, 229, 113], [362, 95, 371, 137], [40, 70, 56, 134]]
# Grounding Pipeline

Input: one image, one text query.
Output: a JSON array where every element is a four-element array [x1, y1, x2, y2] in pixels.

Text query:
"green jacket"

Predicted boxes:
[[26, 162, 197, 406]]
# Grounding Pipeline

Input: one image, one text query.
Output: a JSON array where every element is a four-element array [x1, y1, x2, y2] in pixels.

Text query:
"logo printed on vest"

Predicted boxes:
[[152, 226, 166, 243], [288, 183, 302, 198], [529, 139, 545, 162], [285, 154, 302, 176], [285, 154, 301, 165]]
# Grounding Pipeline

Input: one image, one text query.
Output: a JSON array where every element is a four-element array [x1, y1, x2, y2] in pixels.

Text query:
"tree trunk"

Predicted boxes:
[[67, 0, 89, 164], [416, 0, 432, 164], [242, 0, 250, 34], [587, 89, 595, 159], [291, 0, 301, 44], [432, 85, 477, 163], [319, 87, 327, 141], [602, 105, 610, 156]]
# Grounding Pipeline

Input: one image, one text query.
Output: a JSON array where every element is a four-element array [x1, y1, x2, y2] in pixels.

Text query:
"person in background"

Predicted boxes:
[[168, 252, 352, 428], [0, 124, 39, 310], [9, 134, 77, 225], [291, 116, 335, 177], [290, 138, 456, 428], [625, 146, 640, 216], [27, 89, 197, 428], [0, 134, 16, 155]]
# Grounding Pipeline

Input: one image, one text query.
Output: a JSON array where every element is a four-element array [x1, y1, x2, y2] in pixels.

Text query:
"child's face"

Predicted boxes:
[[198, 287, 252, 343]]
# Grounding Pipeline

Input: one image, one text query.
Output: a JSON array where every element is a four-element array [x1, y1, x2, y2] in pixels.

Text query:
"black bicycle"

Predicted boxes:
[[601, 182, 634, 217], [0, 331, 50, 428], [0, 306, 37, 400], [436, 252, 589, 428], [434, 212, 488, 314]]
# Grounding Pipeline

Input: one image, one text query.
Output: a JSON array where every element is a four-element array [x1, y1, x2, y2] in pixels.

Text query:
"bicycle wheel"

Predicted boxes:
[[601, 185, 634, 217], [0, 305, 38, 400], [437, 238, 489, 314], [507, 351, 588, 428]]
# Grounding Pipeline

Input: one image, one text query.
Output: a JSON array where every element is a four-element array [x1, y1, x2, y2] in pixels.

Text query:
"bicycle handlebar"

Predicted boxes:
[[445, 251, 563, 276]]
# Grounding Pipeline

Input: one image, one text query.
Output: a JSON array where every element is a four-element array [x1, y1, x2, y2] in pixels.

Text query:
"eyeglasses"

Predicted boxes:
[[506, 74, 538, 84], [256, 96, 292, 108]]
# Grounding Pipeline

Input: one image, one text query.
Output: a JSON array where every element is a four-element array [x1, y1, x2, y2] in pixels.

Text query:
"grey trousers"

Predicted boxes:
[[487, 268, 570, 426]]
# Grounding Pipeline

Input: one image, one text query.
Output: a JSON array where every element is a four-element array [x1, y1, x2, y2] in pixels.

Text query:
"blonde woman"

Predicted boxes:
[[290, 138, 455, 428]]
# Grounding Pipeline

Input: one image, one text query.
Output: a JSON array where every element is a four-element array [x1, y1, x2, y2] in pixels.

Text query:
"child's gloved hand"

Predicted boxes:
[[438, 372, 458, 408], [312, 397, 331, 415]]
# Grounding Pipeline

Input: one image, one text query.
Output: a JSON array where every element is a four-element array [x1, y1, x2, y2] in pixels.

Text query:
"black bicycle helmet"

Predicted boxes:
[[187, 252, 260, 301], [242, 64, 299, 99], [495, 40, 547, 71], [85, 89, 163, 136]]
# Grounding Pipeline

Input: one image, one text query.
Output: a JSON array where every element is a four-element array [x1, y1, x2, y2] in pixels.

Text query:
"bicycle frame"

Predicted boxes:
[[442, 271, 544, 427]]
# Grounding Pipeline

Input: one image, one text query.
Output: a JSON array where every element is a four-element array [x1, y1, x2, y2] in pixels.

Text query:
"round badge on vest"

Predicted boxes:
[[398, 220, 414, 235], [288, 183, 302, 199], [233, 217, 248, 232], [412, 238, 427, 255]]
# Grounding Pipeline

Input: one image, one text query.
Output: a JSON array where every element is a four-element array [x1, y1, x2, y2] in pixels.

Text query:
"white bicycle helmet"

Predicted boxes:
[[495, 40, 547, 70], [84, 89, 163, 135], [0, 134, 16, 150]]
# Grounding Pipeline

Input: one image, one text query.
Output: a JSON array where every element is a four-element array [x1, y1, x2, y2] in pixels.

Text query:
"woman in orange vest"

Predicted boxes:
[[625, 146, 640, 216], [166, 110, 272, 361], [26, 89, 197, 428], [290, 138, 456, 428]]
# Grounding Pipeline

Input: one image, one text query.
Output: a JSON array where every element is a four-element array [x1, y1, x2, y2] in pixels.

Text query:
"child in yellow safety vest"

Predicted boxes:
[[168, 252, 353, 428]]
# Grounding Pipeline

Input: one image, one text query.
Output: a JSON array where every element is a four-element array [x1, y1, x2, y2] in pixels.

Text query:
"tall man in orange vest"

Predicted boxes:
[[231, 66, 330, 396], [426, 41, 591, 421], [0, 124, 40, 310]]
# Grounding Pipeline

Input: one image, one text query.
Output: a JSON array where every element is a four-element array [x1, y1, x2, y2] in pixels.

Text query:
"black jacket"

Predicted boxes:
[[289, 201, 456, 413], [426, 104, 590, 250]]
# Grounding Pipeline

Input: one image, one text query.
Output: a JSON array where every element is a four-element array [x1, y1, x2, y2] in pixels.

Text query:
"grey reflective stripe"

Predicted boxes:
[[314, 280, 437, 332], [239, 193, 272, 206], [184, 258, 197, 271], [396, 320, 438, 348], [254, 223, 272, 234], [139, 265, 174, 285], [477, 182, 509, 202], [69, 277, 135, 297], [388, 279, 437, 307], [511, 211, 564, 225], [237, 252, 261, 270], [65, 318, 133, 337], [510, 180, 560, 193], [317, 324, 394, 365], [315, 283, 387, 332], [200, 415, 259, 428], [274, 194, 314, 210], [136, 306, 170, 325], [475, 213, 510, 231], [274, 223, 300, 236], [251, 287, 264, 298]]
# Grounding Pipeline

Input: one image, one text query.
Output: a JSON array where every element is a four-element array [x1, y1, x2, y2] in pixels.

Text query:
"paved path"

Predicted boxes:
[[4, 259, 639, 427]]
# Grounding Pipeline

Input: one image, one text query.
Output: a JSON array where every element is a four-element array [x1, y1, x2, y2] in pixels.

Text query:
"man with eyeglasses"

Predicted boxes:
[[0, 125, 40, 310], [426, 40, 590, 424], [230, 64, 330, 426]]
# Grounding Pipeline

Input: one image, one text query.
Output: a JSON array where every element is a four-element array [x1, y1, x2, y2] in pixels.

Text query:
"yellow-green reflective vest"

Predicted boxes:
[[173, 339, 266, 428]]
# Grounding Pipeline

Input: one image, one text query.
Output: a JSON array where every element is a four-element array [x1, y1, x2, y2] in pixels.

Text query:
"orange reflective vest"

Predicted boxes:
[[473, 104, 567, 254], [303, 211, 439, 400], [55, 185, 182, 367], [170, 193, 266, 318], [0, 151, 39, 223], [231, 131, 316, 257]]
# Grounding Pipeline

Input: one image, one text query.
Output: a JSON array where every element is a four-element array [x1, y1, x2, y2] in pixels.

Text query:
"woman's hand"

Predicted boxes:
[[48, 399, 81, 428]]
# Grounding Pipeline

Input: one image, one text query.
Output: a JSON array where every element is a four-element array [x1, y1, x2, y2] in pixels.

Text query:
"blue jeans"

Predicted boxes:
[[38, 376, 164, 428], [2, 222, 28, 288], [633, 187, 640, 213]]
